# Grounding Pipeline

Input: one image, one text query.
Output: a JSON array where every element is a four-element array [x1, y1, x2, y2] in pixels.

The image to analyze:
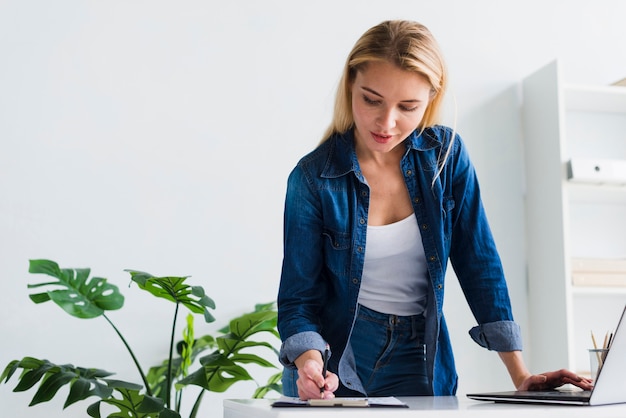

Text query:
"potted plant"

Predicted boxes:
[[1, 259, 282, 418]]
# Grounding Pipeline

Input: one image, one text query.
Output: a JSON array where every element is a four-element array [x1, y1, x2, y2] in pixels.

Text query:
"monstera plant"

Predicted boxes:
[[1, 259, 282, 418]]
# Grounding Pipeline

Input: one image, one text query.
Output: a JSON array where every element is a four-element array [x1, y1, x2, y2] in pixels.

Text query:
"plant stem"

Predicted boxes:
[[103, 313, 152, 396], [167, 302, 180, 410], [189, 389, 205, 418], [176, 390, 182, 412]]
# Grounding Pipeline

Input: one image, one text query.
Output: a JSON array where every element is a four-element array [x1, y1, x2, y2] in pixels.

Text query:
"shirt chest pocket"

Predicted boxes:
[[322, 228, 351, 276]]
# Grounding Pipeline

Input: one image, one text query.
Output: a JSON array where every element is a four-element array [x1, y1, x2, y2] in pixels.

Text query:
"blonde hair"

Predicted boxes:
[[321, 20, 448, 142]]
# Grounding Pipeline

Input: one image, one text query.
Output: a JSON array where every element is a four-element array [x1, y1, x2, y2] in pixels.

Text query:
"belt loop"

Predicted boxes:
[[411, 315, 418, 340]]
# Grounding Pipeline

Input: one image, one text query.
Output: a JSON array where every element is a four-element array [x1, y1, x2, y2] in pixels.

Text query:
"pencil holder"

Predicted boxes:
[[588, 348, 609, 381]]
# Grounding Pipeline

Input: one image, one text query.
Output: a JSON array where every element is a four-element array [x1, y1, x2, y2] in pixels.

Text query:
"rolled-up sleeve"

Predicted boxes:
[[469, 320, 523, 352], [279, 331, 328, 369]]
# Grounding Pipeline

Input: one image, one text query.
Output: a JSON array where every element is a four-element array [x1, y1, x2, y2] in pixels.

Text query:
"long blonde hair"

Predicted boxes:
[[321, 20, 453, 184], [322, 20, 448, 141]]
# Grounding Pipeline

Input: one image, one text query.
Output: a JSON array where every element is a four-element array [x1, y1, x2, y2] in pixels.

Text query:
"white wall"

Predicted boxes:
[[2, 1, 626, 417]]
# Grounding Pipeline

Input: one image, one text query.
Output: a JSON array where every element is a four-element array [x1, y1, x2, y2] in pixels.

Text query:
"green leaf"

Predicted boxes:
[[253, 371, 283, 399], [217, 338, 279, 357], [30, 370, 76, 405], [65, 378, 92, 408], [26, 259, 124, 319], [28, 292, 51, 303], [253, 383, 283, 399], [218, 302, 278, 334], [136, 393, 166, 413], [88, 386, 166, 418], [2, 357, 126, 410], [102, 379, 143, 391], [178, 352, 253, 393], [228, 353, 277, 368], [125, 270, 216, 323], [65, 373, 115, 408], [159, 409, 182, 418], [13, 361, 54, 392], [171, 302, 281, 398], [28, 259, 62, 277], [87, 401, 102, 418], [228, 310, 278, 339], [1, 360, 21, 383]]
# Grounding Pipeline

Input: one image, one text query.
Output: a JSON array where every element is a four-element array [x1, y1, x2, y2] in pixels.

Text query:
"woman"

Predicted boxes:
[[277, 19, 592, 400]]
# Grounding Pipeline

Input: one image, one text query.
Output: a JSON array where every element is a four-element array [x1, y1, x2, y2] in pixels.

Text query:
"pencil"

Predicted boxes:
[[320, 344, 329, 397], [591, 331, 602, 366]]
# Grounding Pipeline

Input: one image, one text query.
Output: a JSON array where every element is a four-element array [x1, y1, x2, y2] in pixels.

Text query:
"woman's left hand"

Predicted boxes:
[[517, 369, 594, 391]]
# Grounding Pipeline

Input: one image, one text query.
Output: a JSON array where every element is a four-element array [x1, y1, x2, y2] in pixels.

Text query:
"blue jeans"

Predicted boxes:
[[336, 304, 430, 396], [281, 304, 430, 397]]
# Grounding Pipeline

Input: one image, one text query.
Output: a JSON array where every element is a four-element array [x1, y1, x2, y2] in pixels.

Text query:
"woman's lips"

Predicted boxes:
[[371, 132, 392, 144]]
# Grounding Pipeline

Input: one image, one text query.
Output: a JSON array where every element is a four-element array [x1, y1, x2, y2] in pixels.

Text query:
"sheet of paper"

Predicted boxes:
[[272, 396, 408, 408], [366, 396, 408, 407]]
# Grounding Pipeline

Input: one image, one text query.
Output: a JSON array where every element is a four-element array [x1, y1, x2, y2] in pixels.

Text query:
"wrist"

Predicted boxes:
[[498, 351, 531, 389], [294, 349, 323, 371]]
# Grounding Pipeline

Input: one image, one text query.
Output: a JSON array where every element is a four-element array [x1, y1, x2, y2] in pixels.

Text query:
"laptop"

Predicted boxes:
[[467, 304, 626, 406]]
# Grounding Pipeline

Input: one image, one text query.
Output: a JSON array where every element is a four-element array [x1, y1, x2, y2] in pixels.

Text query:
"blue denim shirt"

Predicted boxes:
[[277, 126, 522, 396]]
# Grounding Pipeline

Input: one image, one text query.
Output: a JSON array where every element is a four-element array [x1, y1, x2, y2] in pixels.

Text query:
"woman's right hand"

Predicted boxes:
[[295, 352, 339, 400]]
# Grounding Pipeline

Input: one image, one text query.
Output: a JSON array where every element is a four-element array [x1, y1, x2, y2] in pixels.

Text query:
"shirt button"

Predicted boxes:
[[361, 190, 367, 197], [413, 197, 420, 203], [406, 169, 413, 176], [352, 278, 358, 284], [421, 224, 429, 230], [428, 255, 437, 262], [357, 246, 363, 253], [359, 218, 365, 225], [437, 284, 443, 290]]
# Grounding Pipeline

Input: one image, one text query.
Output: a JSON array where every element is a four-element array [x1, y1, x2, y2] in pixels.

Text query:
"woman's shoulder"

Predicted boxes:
[[421, 125, 462, 146], [295, 132, 354, 172]]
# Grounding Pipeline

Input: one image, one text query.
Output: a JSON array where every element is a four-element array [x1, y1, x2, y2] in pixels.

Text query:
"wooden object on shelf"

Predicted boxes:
[[571, 258, 626, 287], [613, 78, 626, 87]]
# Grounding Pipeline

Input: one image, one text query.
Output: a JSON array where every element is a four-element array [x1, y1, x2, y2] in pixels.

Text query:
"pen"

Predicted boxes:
[[602, 331, 614, 363], [591, 331, 602, 366], [320, 344, 329, 397]]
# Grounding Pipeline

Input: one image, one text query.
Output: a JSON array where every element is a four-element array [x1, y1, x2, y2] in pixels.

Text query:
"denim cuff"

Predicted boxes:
[[279, 331, 328, 368], [469, 320, 523, 352]]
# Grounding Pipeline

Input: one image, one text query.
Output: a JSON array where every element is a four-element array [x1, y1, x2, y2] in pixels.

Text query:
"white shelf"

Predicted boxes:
[[522, 60, 626, 374]]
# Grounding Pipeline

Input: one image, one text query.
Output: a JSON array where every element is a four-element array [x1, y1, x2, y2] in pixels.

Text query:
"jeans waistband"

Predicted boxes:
[[357, 304, 425, 333]]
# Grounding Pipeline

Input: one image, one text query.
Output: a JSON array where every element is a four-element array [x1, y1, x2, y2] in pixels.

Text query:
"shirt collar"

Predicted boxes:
[[320, 127, 443, 179]]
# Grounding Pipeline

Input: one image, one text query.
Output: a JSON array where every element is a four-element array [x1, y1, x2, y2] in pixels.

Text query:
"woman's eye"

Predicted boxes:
[[363, 94, 418, 112], [400, 104, 419, 112], [363, 95, 380, 105]]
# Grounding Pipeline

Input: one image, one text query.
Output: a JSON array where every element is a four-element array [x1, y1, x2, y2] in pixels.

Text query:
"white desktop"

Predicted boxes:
[[224, 396, 626, 418]]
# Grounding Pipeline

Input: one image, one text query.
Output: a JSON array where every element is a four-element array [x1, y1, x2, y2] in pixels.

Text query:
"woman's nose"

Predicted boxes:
[[376, 106, 397, 130]]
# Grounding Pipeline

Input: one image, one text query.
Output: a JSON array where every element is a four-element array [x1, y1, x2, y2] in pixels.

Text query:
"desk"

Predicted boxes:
[[224, 396, 626, 418]]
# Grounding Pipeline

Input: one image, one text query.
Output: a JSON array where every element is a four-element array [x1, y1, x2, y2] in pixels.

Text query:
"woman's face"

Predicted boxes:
[[351, 60, 432, 156]]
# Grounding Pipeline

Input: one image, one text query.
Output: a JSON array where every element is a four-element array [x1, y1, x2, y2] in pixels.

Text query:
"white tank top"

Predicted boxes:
[[357, 213, 428, 316]]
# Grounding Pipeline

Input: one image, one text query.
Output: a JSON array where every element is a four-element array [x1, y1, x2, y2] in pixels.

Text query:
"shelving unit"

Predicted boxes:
[[522, 60, 626, 375]]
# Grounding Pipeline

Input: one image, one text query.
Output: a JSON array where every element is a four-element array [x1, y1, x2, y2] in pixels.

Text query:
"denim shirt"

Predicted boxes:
[[277, 126, 522, 396]]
